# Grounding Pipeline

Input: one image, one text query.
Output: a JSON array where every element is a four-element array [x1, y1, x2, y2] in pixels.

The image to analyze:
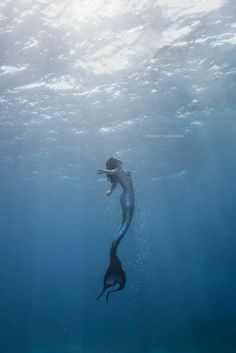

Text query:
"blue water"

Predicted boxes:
[[1, 0, 236, 352]]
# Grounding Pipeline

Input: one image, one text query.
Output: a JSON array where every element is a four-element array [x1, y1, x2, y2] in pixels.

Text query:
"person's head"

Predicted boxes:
[[106, 157, 123, 182]]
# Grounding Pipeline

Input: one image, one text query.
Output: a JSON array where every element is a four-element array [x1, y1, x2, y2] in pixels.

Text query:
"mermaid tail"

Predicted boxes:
[[106, 284, 124, 302], [96, 252, 126, 302], [97, 189, 134, 301]]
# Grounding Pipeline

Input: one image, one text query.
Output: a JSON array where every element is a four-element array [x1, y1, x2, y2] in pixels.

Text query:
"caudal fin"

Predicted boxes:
[[96, 286, 106, 301], [106, 285, 123, 302]]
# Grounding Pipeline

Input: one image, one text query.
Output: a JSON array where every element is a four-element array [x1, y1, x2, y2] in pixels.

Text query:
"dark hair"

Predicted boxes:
[[106, 157, 120, 183]]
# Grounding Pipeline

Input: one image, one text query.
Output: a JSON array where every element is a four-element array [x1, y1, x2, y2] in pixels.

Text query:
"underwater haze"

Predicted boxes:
[[0, 0, 236, 352]]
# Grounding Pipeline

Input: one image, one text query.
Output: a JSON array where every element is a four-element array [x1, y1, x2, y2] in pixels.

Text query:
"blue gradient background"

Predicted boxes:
[[0, 1, 236, 352]]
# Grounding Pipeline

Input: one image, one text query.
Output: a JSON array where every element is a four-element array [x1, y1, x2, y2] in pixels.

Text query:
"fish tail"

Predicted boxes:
[[96, 286, 106, 301], [106, 285, 124, 302]]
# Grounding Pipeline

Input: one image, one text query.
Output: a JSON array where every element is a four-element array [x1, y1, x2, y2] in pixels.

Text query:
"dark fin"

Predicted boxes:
[[106, 285, 123, 302], [96, 286, 106, 301]]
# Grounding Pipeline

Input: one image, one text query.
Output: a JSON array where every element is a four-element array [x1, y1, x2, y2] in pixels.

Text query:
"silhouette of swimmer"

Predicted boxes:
[[96, 157, 135, 301]]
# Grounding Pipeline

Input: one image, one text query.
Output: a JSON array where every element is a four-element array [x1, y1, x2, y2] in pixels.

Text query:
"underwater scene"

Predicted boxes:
[[0, 0, 236, 352]]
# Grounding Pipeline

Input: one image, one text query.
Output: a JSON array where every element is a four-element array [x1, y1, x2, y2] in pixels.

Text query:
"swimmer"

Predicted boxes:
[[96, 157, 135, 301]]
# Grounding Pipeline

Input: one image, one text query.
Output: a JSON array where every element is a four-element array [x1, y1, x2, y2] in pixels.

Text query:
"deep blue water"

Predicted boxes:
[[1, 1, 236, 352]]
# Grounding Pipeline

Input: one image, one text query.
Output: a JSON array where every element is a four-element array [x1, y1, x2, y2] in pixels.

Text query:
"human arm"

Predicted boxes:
[[106, 180, 118, 196], [96, 168, 118, 175]]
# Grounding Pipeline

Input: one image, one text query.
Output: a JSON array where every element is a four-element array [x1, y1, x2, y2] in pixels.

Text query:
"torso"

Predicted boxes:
[[116, 169, 133, 192]]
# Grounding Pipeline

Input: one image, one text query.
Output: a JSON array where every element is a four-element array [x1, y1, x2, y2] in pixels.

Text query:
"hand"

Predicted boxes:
[[96, 168, 104, 174], [106, 190, 111, 196]]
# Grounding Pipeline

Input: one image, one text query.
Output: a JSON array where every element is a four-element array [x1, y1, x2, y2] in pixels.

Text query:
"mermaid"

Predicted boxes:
[[96, 157, 135, 301]]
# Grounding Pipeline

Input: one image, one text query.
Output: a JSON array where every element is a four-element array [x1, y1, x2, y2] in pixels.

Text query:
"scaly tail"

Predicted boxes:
[[97, 201, 134, 301]]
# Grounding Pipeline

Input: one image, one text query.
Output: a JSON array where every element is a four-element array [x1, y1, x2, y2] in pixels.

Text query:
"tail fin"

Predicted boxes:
[[96, 286, 106, 301], [106, 285, 123, 302]]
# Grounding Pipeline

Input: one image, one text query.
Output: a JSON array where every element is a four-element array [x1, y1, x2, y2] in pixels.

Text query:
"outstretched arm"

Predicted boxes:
[[96, 168, 118, 175], [107, 180, 118, 196]]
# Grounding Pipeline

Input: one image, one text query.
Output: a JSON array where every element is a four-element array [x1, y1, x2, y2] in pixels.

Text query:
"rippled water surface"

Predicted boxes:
[[0, 1, 236, 352]]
